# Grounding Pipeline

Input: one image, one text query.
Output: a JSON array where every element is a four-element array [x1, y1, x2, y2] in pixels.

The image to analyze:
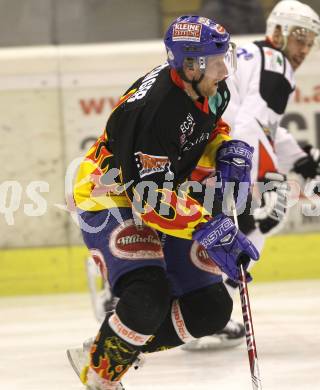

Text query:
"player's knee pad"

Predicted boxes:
[[115, 266, 171, 335], [179, 283, 233, 338]]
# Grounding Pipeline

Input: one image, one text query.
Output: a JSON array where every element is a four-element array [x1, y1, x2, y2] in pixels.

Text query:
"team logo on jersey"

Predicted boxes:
[[172, 22, 202, 42], [190, 242, 222, 275], [134, 151, 172, 178]]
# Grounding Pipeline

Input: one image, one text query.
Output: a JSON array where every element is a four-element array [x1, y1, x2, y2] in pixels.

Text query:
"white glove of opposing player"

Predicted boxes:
[[253, 172, 290, 236]]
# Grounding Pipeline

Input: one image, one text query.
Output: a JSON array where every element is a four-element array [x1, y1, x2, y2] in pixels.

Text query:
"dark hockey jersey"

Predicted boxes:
[[74, 64, 231, 239]]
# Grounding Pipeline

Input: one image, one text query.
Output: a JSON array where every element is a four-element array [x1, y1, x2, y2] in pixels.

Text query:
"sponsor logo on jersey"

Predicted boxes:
[[127, 63, 168, 103], [109, 219, 163, 259], [172, 22, 202, 42], [190, 242, 222, 275], [134, 151, 172, 178], [182, 131, 210, 152], [179, 112, 196, 146]]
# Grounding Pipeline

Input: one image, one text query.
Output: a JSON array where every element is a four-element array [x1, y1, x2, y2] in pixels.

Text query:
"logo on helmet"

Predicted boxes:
[[214, 24, 226, 34], [167, 49, 174, 61], [197, 17, 211, 26], [172, 22, 202, 42]]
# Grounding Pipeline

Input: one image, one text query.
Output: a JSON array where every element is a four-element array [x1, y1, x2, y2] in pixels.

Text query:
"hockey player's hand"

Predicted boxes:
[[254, 172, 289, 235], [193, 213, 259, 282], [215, 140, 254, 207], [293, 144, 320, 179]]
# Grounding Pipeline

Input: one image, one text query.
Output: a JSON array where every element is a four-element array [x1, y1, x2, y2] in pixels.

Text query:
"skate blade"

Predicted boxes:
[[181, 334, 244, 351], [66, 348, 83, 378]]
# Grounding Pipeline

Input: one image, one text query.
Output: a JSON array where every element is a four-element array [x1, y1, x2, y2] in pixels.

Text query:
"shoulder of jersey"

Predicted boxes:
[[123, 63, 173, 110], [236, 42, 259, 61], [259, 42, 294, 87]]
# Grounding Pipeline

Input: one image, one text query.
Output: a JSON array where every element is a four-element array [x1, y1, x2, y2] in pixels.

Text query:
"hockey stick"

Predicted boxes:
[[231, 201, 263, 390]]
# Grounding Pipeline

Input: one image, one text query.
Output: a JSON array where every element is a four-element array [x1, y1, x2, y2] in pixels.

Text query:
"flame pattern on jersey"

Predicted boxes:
[[133, 187, 205, 237]]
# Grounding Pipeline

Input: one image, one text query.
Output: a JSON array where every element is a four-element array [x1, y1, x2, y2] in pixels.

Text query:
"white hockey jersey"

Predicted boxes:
[[222, 40, 306, 180]]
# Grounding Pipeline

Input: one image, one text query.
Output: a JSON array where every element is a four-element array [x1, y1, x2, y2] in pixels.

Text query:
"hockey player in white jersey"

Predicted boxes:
[[183, 0, 320, 351], [226, 0, 320, 269]]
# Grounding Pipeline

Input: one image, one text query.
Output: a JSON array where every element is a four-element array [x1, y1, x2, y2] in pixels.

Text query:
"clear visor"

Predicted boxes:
[[289, 27, 319, 49], [196, 42, 237, 80]]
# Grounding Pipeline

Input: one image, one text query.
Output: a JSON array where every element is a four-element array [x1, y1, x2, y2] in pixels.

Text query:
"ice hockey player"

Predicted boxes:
[[67, 15, 260, 390], [183, 0, 320, 351]]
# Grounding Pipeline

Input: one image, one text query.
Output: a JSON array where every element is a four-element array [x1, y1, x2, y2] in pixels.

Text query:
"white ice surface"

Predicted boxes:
[[1, 280, 320, 390]]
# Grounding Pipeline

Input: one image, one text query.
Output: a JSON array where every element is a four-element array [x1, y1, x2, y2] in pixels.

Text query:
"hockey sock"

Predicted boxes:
[[142, 283, 233, 353], [141, 301, 183, 352], [90, 312, 145, 382]]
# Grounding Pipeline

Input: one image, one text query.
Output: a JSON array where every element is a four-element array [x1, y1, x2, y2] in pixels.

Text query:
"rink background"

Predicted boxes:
[[1, 33, 319, 390], [1, 280, 319, 390], [0, 2, 320, 389], [1, 232, 320, 296]]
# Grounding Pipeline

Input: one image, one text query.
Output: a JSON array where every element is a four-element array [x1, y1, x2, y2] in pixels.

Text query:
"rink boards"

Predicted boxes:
[[1, 232, 320, 296]]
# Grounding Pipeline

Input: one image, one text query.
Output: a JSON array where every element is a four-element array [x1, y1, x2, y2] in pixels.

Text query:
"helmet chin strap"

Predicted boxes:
[[281, 36, 288, 51], [191, 74, 205, 98], [177, 69, 205, 98], [280, 28, 289, 51]]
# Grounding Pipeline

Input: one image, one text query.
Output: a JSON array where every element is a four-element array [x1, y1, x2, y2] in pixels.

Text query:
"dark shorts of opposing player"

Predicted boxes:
[[78, 207, 223, 297]]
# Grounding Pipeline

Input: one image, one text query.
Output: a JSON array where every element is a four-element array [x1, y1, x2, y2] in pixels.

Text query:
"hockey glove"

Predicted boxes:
[[215, 140, 254, 207], [193, 213, 259, 282], [254, 172, 289, 235], [293, 144, 320, 179]]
